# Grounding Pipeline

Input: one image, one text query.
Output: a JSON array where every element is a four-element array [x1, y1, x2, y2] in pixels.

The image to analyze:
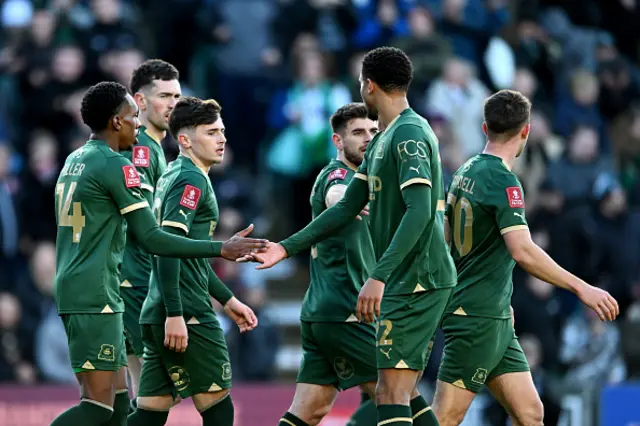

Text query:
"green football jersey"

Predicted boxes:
[[445, 154, 528, 319], [120, 126, 167, 288], [140, 155, 219, 325], [301, 159, 376, 322], [355, 108, 456, 295], [54, 140, 149, 314]]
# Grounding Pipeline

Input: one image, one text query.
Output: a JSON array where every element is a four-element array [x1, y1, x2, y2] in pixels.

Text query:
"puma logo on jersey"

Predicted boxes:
[[409, 165, 421, 174], [513, 212, 525, 220], [179, 210, 190, 221], [380, 348, 392, 360]]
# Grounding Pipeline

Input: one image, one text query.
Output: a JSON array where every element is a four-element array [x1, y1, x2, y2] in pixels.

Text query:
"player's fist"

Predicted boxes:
[[220, 223, 270, 261], [165, 316, 188, 353], [356, 278, 385, 324], [577, 285, 620, 322], [224, 297, 259, 333]]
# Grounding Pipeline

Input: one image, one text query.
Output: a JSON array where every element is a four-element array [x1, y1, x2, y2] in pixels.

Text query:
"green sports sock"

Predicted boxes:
[[377, 404, 412, 426], [50, 400, 113, 426], [411, 395, 438, 426], [346, 399, 377, 425], [126, 408, 169, 426], [278, 411, 309, 426], [201, 394, 234, 426], [104, 390, 130, 426]]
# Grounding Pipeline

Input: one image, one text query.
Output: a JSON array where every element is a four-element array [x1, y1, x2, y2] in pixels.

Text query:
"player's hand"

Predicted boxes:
[[510, 305, 515, 327], [224, 297, 259, 333], [220, 224, 269, 261], [356, 278, 385, 323], [577, 285, 620, 322], [236, 242, 288, 270], [165, 316, 188, 352], [356, 204, 370, 221]]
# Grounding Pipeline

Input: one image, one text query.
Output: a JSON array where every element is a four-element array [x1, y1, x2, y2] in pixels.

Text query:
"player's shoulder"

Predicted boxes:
[[389, 110, 438, 146], [166, 160, 210, 191], [321, 160, 352, 183]]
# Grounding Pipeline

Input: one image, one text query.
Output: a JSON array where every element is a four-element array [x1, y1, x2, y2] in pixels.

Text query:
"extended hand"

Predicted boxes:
[[224, 297, 259, 333], [577, 285, 619, 321], [356, 278, 385, 323], [165, 316, 188, 352], [221, 224, 269, 261], [237, 242, 288, 270]]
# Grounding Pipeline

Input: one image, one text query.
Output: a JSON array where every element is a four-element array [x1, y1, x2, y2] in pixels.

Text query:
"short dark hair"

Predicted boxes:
[[361, 46, 413, 93], [169, 97, 221, 139], [483, 90, 532, 141], [330, 103, 369, 134], [80, 82, 129, 132], [130, 59, 179, 94]]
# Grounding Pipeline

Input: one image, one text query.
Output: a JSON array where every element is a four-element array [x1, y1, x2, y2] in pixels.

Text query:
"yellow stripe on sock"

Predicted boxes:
[[378, 417, 413, 426], [280, 418, 297, 426], [412, 406, 432, 419]]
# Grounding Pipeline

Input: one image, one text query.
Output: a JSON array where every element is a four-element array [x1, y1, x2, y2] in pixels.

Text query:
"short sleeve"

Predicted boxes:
[[161, 172, 209, 235], [392, 124, 433, 190], [105, 156, 149, 215], [486, 171, 528, 235]]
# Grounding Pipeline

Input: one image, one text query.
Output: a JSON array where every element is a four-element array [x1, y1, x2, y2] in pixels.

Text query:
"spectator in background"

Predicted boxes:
[[425, 57, 489, 158], [428, 113, 463, 189], [621, 303, 640, 380], [18, 130, 59, 251], [611, 105, 640, 206], [0, 292, 36, 384], [32, 242, 74, 384], [391, 6, 451, 93], [0, 143, 18, 286], [352, 0, 411, 50], [598, 56, 640, 121]]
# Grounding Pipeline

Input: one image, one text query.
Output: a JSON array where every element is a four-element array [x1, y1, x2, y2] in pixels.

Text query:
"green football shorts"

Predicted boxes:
[[438, 314, 530, 393], [61, 313, 128, 373], [121, 284, 147, 358], [297, 321, 377, 390]]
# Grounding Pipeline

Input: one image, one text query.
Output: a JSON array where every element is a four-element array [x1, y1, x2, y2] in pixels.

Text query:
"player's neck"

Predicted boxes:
[[140, 118, 165, 144], [377, 95, 409, 130], [483, 141, 518, 170], [337, 153, 358, 171], [91, 132, 119, 152], [181, 151, 211, 175]]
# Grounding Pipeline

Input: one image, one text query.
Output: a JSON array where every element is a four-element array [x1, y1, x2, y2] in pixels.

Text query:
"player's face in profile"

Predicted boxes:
[[143, 79, 181, 131], [117, 94, 141, 151], [359, 73, 378, 121], [193, 117, 226, 165], [342, 118, 378, 166]]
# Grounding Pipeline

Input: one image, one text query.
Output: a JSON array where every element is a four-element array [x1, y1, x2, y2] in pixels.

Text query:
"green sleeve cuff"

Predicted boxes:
[[210, 241, 223, 257], [208, 267, 234, 305]]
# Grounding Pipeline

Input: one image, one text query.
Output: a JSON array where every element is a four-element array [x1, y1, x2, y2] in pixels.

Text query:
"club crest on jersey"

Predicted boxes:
[[180, 185, 201, 210], [132, 146, 150, 167], [328, 168, 347, 182], [506, 187, 524, 208], [122, 165, 141, 188]]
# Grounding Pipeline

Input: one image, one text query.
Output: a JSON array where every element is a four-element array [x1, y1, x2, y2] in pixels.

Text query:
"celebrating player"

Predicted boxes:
[[249, 47, 454, 426], [127, 97, 258, 426], [120, 59, 181, 403], [433, 89, 619, 426], [277, 103, 379, 426], [50, 82, 267, 426]]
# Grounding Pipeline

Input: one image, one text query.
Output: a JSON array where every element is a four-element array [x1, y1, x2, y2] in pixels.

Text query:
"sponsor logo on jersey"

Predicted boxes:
[[179, 185, 201, 210], [328, 168, 347, 182], [122, 165, 141, 188], [397, 140, 428, 159], [132, 146, 150, 167], [506, 186, 524, 208]]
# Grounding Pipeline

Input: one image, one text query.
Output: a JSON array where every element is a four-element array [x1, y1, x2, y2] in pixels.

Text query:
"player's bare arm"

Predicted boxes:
[[503, 229, 619, 321]]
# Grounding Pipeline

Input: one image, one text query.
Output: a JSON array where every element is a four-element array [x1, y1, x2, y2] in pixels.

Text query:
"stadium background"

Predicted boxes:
[[0, 0, 639, 424]]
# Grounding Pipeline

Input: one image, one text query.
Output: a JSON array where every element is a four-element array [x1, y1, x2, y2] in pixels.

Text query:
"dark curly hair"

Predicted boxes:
[[168, 97, 221, 139], [361, 46, 413, 93], [80, 82, 128, 132], [484, 90, 531, 141], [330, 103, 368, 134], [130, 59, 179, 94]]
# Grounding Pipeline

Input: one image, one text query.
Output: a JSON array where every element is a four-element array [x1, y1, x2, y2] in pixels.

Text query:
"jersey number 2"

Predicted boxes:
[[450, 195, 473, 257], [55, 182, 86, 243]]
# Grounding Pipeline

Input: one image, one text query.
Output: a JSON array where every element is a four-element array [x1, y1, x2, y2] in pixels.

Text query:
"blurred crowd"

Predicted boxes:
[[0, 0, 640, 423]]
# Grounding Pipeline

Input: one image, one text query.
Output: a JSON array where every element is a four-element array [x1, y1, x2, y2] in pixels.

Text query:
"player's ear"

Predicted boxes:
[[521, 123, 531, 139], [133, 92, 146, 111], [177, 133, 191, 148], [331, 132, 343, 150], [112, 114, 122, 131], [481, 122, 488, 137]]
